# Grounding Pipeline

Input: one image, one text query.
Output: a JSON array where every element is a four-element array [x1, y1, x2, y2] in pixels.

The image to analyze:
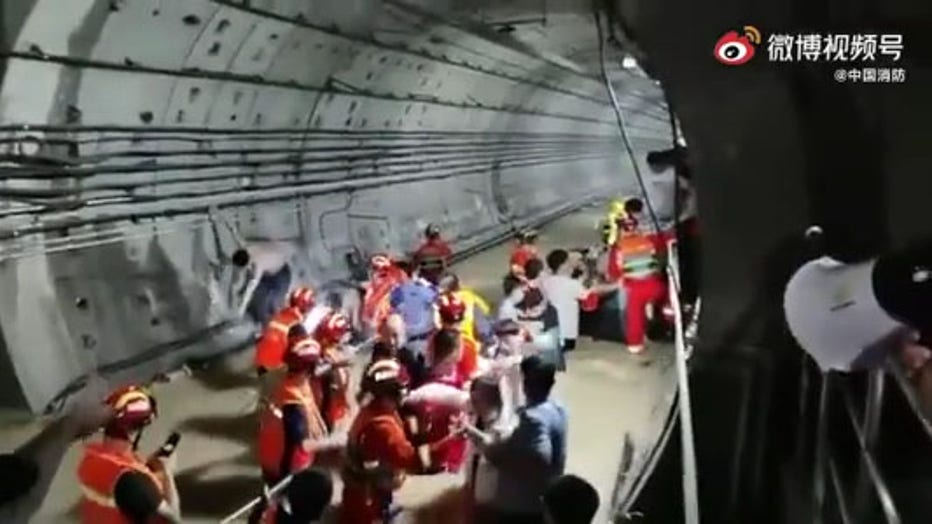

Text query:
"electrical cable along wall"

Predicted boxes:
[[0, 0, 670, 413]]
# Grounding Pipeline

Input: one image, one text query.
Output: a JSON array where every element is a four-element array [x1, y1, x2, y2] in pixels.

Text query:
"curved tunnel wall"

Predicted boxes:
[[0, 0, 670, 413]]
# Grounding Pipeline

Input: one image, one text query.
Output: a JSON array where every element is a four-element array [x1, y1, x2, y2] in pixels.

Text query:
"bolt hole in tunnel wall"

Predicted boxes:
[[0, 0, 670, 413]]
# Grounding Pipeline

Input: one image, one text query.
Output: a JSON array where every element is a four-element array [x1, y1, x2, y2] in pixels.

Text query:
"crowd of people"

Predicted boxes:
[[0, 177, 696, 524]]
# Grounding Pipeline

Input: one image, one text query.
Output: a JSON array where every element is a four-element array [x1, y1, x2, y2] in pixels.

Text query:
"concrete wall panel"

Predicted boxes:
[[0, 0, 668, 413]]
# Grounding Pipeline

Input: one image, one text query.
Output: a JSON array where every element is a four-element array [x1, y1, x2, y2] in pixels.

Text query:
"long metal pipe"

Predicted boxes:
[[0, 148, 608, 222], [0, 150, 612, 253]]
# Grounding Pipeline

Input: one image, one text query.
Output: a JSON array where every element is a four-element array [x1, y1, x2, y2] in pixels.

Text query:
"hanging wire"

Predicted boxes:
[[592, 4, 680, 297], [593, 5, 698, 524]]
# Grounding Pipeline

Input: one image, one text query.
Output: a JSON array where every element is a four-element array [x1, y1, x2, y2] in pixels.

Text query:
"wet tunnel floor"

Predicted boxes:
[[0, 206, 676, 523]]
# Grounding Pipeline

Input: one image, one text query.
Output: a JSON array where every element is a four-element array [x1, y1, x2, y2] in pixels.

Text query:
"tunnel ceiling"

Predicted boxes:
[[0, 0, 672, 413]]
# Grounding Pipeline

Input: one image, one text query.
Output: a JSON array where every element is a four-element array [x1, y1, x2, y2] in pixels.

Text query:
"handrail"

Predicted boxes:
[[887, 357, 932, 441], [839, 381, 902, 524], [666, 239, 701, 524]]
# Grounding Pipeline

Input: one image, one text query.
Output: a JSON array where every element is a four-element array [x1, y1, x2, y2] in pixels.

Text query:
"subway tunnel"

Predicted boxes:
[[3, 0, 932, 523]]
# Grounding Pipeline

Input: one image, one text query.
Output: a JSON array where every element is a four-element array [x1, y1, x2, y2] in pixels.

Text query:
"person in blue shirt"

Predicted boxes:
[[388, 264, 440, 357], [468, 355, 567, 524]]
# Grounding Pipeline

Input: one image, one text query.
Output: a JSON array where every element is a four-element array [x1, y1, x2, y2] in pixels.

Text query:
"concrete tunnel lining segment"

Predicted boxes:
[[0, 0, 672, 413]]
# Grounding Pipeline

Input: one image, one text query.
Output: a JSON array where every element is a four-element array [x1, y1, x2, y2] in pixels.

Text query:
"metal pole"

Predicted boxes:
[[813, 373, 830, 524], [667, 242, 701, 524]]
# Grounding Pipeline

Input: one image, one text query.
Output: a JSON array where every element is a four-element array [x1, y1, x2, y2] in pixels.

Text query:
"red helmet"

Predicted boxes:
[[104, 385, 157, 432], [288, 286, 315, 310], [315, 311, 351, 345], [361, 359, 405, 398], [285, 336, 322, 371], [370, 254, 393, 273], [437, 292, 467, 324]]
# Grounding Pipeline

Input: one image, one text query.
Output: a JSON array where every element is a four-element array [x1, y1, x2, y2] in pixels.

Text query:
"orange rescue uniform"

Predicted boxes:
[[258, 374, 328, 482], [311, 343, 352, 430], [77, 438, 168, 524], [255, 306, 305, 371], [362, 270, 407, 333], [340, 404, 420, 524]]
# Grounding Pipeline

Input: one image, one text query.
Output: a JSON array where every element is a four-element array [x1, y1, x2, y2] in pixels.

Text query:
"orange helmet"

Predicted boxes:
[[437, 292, 467, 324], [370, 254, 393, 273], [361, 359, 405, 398], [104, 385, 157, 432], [285, 336, 322, 372], [288, 286, 315, 310], [315, 311, 351, 345]]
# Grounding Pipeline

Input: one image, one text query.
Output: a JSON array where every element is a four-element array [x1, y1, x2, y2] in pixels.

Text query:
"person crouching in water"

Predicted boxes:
[[257, 337, 329, 486], [341, 359, 433, 524]]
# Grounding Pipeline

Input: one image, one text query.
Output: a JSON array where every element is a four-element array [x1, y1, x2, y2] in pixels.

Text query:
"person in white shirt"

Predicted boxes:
[[541, 250, 586, 354], [541, 250, 618, 356], [461, 376, 516, 523]]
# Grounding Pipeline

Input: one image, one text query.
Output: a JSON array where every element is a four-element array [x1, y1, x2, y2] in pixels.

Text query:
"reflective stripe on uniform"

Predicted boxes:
[[80, 484, 117, 508], [268, 320, 292, 334]]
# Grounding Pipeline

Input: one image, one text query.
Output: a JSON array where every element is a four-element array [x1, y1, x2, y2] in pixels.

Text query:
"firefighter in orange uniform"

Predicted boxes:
[[413, 223, 453, 270], [77, 385, 181, 524], [608, 217, 668, 354], [340, 359, 430, 524], [312, 311, 354, 432], [257, 336, 329, 486], [255, 286, 316, 375], [509, 229, 540, 278], [436, 292, 481, 380], [361, 255, 408, 336]]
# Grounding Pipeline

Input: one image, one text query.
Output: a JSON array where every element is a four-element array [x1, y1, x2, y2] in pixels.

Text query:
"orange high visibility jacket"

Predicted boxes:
[[258, 374, 328, 480], [255, 306, 305, 371], [509, 245, 539, 274], [340, 405, 419, 524], [311, 343, 351, 429], [457, 335, 480, 381], [608, 234, 660, 283], [77, 439, 166, 524], [362, 271, 406, 332]]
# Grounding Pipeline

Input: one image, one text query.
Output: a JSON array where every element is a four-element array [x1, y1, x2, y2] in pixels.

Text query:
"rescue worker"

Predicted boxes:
[[340, 359, 431, 524], [608, 216, 669, 354], [257, 337, 329, 486], [437, 292, 481, 380], [413, 223, 453, 270], [438, 272, 494, 346], [361, 255, 408, 337], [251, 467, 333, 524], [255, 286, 317, 376], [509, 229, 540, 279], [414, 329, 471, 473], [312, 311, 354, 432], [77, 385, 182, 523]]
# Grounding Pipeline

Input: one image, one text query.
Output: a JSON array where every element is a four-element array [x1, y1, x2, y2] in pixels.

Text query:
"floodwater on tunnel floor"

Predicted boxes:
[[0, 205, 676, 524]]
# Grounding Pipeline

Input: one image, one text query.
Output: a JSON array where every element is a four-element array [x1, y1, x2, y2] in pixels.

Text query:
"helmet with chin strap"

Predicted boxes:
[[104, 385, 157, 437]]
